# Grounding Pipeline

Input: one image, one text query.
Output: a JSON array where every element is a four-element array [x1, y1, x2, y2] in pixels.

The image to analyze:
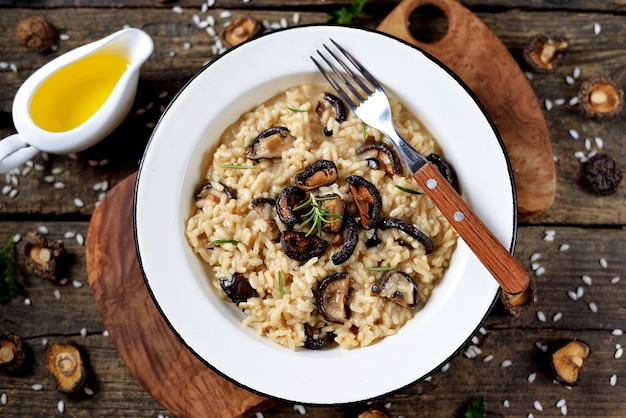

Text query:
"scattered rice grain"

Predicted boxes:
[[531, 262, 541, 271], [255, 413, 264, 418], [615, 347, 623, 359], [611, 276, 620, 284], [569, 96, 579, 106], [565, 75, 575, 85], [553, 312, 563, 322], [102, 330, 109, 337], [64, 231, 75, 239], [58, 277, 68, 285], [80, 327, 87, 337], [567, 290, 578, 301], [530, 252, 541, 262], [441, 363, 450, 372], [8, 189, 18, 198], [54, 182, 65, 189], [554, 98, 566, 105], [293, 404, 306, 415], [537, 311, 547, 322], [53, 289, 61, 300], [534, 400, 543, 411], [84, 387, 94, 396], [573, 67, 581, 78], [76, 233, 85, 246], [585, 138, 592, 150], [528, 372, 537, 383], [501, 359, 512, 367], [561, 405, 568, 415], [293, 12, 301, 24], [568, 129, 579, 139], [88, 160, 99, 167], [74, 198, 85, 208], [612, 329, 623, 336], [610, 374, 617, 386], [1, 185, 10, 195], [12, 234, 21, 243], [545, 98, 553, 111], [594, 23, 602, 35], [72, 280, 83, 288], [576, 286, 584, 298], [600, 258, 608, 268], [559, 243, 570, 251], [479, 327, 487, 335], [0, 392, 6, 405], [503, 400, 510, 407], [220, 10, 232, 18], [38, 225, 49, 234], [525, 71, 534, 80], [483, 354, 494, 362], [582, 275, 593, 285], [24, 298, 31, 306], [31, 384, 43, 391], [58, 400, 64, 413], [172, 5, 183, 13], [556, 399, 566, 408], [51, 167, 63, 175], [535, 266, 545, 276], [589, 302, 598, 313], [536, 342, 548, 352]]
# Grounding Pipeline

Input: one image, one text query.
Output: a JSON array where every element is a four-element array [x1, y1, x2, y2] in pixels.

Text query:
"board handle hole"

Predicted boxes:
[[408, 4, 449, 44]]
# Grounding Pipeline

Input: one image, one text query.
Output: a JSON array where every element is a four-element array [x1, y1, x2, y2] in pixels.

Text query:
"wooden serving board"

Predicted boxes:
[[378, 0, 555, 221], [86, 174, 275, 418], [85, 1, 555, 417]]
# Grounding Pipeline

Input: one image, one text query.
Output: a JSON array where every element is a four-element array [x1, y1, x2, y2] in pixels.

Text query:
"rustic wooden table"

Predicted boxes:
[[1, 1, 625, 417]]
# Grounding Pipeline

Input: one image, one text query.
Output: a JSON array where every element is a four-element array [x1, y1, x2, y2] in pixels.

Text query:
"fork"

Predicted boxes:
[[312, 39, 530, 295]]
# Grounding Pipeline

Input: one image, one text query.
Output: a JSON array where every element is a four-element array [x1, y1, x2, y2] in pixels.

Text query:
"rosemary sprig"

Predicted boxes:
[[394, 184, 422, 195], [294, 194, 343, 237], [209, 239, 240, 245], [277, 271, 285, 298], [367, 265, 397, 271], [220, 164, 254, 169]]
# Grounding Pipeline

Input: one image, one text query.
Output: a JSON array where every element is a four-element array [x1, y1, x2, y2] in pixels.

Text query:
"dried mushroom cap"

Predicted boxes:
[[220, 273, 258, 306], [550, 339, 591, 386], [379, 217, 433, 254], [371, 270, 419, 309], [45, 340, 87, 394], [582, 153, 623, 195], [501, 274, 537, 317], [317, 272, 350, 324], [331, 216, 358, 265], [578, 75, 624, 118], [276, 186, 307, 227], [319, 193, 345, 234], [523, 34, 568, 73], [220, 15, 262, 48], [358, 406, 392, 418], [245, 126, 295, 160], [0, 331, 27, 373], [303, 324, 336, 350], [16, 16, 57, 53], [23, 230, 65, 280], [357, 139, 402, 175], [294, 160, 338, 191], [314, 93, 347, 136]]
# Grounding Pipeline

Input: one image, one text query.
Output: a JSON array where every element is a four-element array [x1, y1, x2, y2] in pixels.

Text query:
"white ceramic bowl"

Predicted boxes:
[[135, 25, 516, 405]]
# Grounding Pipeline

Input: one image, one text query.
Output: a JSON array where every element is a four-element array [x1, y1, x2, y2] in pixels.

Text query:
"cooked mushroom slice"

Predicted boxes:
[[276, 186, 307, 227], [357, 139, 402, 175], [219, 15, 262, 48], [317, 272, 350, 324], [427, 153, 459, 191], [281, 231, 328, 261], [379, 217, 434, 254], [0, 331, 26, 374], [315, 93, 347, 136], [221, 183, 237, 199], [303, 324, 336, 350], [320, 193, 345, 234], [245, 126, 295, 160], [578, 75, 624, 119], [550, 339, 591, 386], [523, 34, 568, 74], [331, 216, 358, 265], [23, 230, 65, 280], [220, 273, 259, 305], [346, 175, 382, 230], [371, 270, 420, 309], [365, 230, 382, 248], [294, 160, 338, 191], [45, 340, 87, 394], [195, 182, 212, 199]]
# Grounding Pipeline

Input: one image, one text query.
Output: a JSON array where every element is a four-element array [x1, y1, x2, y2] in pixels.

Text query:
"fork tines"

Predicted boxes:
[[311, 39, 381, 110]]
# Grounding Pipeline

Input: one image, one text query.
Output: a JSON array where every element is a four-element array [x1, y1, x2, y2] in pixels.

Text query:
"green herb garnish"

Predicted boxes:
[[394, 184, 422, 195], [277, 271, 285, 298], [209, 239, 240, 245], [464, 396, 486, 418], [294, 194, 343, 237], [220, 164, 254, 169], [287, 107, 307, 113], [367, 266, 397, 271], [361, 122, 367, 141], [328, 0, 367, 24], [0, 234, 17, 303]]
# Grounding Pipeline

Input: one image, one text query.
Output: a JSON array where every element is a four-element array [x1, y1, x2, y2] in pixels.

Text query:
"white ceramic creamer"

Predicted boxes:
[[0, 28, 153, 173]]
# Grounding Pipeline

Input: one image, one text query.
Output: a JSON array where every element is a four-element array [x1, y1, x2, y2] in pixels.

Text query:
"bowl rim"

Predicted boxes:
[[134, 23, 517, 405]]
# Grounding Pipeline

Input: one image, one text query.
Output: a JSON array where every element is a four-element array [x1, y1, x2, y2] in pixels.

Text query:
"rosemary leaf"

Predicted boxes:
[[367, 265, 397, 271], [287, 107, 307, 113], [278, 271, 285, 298], [394, 184, 422, 195], [209, 239, 240, 245], [220, 164, 254, 169]]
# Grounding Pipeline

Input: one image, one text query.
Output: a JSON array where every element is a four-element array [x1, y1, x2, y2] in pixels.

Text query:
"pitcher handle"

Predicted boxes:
[[0, 134, 41, 173]]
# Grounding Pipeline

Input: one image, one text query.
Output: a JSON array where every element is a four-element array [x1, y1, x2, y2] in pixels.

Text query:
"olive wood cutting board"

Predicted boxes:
[[378, 0, 555, 220], [86, 1, 555, 417], [86, 173, 275, 418]]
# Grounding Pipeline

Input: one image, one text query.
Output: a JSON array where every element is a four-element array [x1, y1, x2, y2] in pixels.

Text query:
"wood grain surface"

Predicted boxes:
[[86, 174, 273, 418]]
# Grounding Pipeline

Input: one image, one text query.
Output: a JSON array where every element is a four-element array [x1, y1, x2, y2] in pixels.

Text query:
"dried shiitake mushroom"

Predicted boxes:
[[23, 231, 65, 280], [219, 15, 262, 48], [0, 331, 27, 374], [44, 340, 87, 394], [523, 34, 568, 73], [500, 274, 537, 317], [357, 406, 392, 418], [15, 16, 57, 53], [582, 153, 623, 195], [550, 339, 591, 386], [578, 75, 624, 118]]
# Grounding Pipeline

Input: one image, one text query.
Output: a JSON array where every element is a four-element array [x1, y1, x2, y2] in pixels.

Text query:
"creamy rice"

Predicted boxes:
[[185, 83, 458, 350]]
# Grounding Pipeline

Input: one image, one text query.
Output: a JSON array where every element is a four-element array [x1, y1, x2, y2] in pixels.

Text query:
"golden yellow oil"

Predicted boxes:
[[30, 53, 129, 132]]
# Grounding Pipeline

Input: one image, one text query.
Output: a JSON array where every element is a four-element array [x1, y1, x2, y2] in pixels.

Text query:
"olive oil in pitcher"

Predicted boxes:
[[29, 53, 130, 132]]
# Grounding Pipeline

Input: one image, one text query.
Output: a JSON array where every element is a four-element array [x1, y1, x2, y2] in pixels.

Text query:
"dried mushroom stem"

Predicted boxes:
[[523, 34, 568, 73], [578, 75, 624, 118]]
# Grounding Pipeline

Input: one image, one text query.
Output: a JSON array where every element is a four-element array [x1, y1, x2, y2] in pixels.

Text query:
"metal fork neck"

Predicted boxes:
[[384, 127, 428, 174]]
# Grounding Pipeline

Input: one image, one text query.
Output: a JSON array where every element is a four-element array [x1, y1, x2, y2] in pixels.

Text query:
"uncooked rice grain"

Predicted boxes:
[[186, 84, 458, 349]]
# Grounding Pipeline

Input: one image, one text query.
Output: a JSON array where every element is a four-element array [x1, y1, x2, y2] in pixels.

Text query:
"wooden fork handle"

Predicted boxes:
[[413, 163, 530, 295]]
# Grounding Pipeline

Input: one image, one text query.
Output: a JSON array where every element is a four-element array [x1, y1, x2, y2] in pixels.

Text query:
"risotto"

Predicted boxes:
[[185, 83, 458, 350]]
